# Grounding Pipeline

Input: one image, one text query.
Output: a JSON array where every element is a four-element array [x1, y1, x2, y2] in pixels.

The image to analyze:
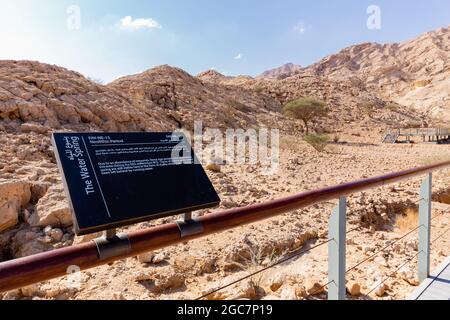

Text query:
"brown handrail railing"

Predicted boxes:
[[1, 159, 450, 293]]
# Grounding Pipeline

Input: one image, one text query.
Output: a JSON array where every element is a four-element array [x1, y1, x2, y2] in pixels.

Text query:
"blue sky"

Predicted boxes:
[[0, 0, 449, 83]]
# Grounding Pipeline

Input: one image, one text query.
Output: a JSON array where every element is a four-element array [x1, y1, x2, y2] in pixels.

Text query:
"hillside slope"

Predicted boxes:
[[0, 61, 171, 133], [305, 26, 450, 121], [109, 65, 284, 130], [258, 63, 303, 80]]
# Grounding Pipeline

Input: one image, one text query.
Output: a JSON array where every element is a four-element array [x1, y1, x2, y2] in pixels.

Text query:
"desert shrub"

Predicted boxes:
[[304, 133, 330, 152], [253, 84, 264, 94], [386, 103, 400, 112], [282, 97, 328, 134], [396, 208, 418, 231], [358, 99, 376, 116]]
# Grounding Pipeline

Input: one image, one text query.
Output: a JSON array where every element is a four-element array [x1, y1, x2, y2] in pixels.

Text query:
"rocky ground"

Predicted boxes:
[[1, 128, 449, 301]]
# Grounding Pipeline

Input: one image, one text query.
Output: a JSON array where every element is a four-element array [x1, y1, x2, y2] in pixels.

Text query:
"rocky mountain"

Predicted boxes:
[[224, 73, 425, 131], [0, 60, 172, 134], [109, 65, 283, 130], [0, 62, 286, 136], [196, 69, 231, 83], [258, 63, 303, 80], [305, 26, 450, 122]]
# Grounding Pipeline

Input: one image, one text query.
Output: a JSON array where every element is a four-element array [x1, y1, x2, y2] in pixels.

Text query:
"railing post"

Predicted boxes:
[[418, 173, 432, 282], [328, 197, 347, 300]]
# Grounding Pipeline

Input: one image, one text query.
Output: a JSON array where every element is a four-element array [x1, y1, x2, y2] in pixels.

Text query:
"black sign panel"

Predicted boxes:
[[52, 132, 220, 235]]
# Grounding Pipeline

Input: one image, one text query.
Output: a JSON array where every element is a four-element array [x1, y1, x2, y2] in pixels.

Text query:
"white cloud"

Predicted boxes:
[[234, 53, 244, 60], [119, 16, 162, 31], [293, 21, 308, 34]]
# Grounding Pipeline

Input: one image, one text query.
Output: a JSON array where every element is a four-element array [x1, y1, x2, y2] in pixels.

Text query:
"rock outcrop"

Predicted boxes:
[[0, 180, 31, 232], [258, 63, 303, 80], [109, 65, 283, 131], [0, 60, 171, 133], [304, 26, 450, 122], [28, 185, 72, 228]]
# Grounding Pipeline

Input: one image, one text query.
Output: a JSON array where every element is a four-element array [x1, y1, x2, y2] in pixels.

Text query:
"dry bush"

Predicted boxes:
[[253, 84, 264, 94], [304, 133, 330, 153], [358, 99, 377, 117], [396, 207, 418, 231]]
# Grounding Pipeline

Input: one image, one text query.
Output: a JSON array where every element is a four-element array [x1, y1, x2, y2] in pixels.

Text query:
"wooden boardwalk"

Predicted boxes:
[[383, 128, 450, 144], [409, 256, 450, 300]]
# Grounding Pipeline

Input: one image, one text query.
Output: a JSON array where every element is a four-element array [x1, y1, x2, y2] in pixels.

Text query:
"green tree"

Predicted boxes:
[[282, 97, 328, 134]]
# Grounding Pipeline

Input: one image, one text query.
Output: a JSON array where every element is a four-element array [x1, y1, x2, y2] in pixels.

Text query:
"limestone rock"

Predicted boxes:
[[2, 289, 21, 300], [0, 60, 169, 132], [137, 252, 155, 264], [374, 256, 388, 267], [295, 286, 308, 299], [28, 185, 72, 228], [268, 273, 286, 292], [346, 281, 361, 297], [305, 279, 325, 295], [258, 63, 303, 80], [153, 272, 185, 293], [0, 180, 31, 232], [152, 252, 168, 264], [375, 283, 388, 297], [20, 284, 40, 297], [50, 228, 64, 242], [11, 229, 52, 258], [279, 285, 297, 300], [230, 279, 263, 300], [20, 122, 49, 134]]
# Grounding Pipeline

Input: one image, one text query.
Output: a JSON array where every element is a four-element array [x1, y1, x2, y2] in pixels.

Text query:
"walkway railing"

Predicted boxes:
[[1, 160, 450, 298]]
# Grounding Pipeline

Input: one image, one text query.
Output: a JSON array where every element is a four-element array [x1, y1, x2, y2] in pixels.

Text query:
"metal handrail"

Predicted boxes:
[[1, 159, 450, 293]]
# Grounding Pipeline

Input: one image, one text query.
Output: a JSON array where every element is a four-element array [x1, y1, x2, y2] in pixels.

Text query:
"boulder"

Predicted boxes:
[[279, 286, 297, 300], [50, 228, 64, 242], [20, 284, 40, 297], [346, 281, 361, 297], [374, 256, 388, 267], [20, 122, 49, 134], [153, 272, 185, 293], [268, 273, 286, 292], [206, 162, 221, 173], [10, 229, 52, 258], [399, 271, 420, 286], [375, 283, 388, 297], [137, 252, 155, 264], [305, 279, 325, 295], [0, 180, 31, 232], [230, 279, 263, 300], [152, 252, 168, 264], [28, 185, 72, 228], [295, 286, 308, 299]]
